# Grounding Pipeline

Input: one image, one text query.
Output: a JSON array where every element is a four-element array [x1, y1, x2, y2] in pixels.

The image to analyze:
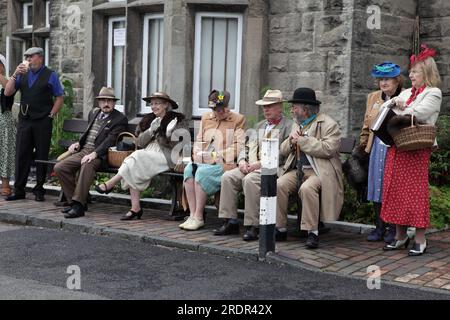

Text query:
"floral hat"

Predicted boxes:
[[208, 90, 230, 108]]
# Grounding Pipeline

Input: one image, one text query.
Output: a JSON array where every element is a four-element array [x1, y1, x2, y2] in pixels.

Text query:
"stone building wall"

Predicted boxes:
[[419, 0, 450, 115], [1, 0, 448, 130], [349, 0, 417, 138], [48, 0, 86, 115], [268, 0, 354, 134], [0, 1, 7, 55]]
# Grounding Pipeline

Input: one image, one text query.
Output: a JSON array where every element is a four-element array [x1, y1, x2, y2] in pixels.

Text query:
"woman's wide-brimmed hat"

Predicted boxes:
[[95, 87, 119, 100], [288, 87, 321, 106], [142, 92, 178, 109], [371, 61, 401, 78]]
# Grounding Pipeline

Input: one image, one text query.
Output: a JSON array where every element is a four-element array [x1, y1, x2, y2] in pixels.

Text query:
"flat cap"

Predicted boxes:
[[24, 47, 44, 56]]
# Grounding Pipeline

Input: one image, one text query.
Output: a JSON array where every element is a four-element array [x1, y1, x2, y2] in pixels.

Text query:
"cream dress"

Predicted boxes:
[[118, 141, 169, 191]]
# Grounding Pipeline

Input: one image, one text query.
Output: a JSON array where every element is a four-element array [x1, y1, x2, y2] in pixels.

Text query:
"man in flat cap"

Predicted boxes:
[[53, 87, 128, 218], [4, 47, 64, 202], [213, 89, 293, 241]]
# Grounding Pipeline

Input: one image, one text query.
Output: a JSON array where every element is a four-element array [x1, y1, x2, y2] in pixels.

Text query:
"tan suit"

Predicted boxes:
[[277, 113, 343, 231], [218, 116, 293, 226]]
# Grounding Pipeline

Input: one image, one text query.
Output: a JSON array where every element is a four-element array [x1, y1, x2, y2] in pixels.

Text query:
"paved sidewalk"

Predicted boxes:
[[1, 193, 449, 293]]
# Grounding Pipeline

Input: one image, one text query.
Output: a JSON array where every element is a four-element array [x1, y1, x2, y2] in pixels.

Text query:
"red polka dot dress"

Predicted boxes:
[[380, 146, 431, 228]]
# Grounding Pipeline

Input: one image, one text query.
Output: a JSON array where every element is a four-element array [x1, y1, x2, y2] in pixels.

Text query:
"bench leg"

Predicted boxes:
[[166, 176, 187, 221]]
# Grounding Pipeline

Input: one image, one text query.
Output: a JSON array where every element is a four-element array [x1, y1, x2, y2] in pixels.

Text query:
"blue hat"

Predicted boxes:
[[371, 62, 401, 78]]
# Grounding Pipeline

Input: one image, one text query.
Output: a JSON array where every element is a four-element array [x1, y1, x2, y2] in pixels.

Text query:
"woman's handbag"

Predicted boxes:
[[391, 114, 436, 151], [108, 132, 137, 168]]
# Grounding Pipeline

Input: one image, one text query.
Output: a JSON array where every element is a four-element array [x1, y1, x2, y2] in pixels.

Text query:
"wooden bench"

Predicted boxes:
[[36, 118, 191, 220]]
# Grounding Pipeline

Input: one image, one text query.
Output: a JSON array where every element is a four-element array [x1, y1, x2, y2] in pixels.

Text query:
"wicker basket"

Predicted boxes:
[[392, 114, 436, 151], [108, 132, 137, 168]]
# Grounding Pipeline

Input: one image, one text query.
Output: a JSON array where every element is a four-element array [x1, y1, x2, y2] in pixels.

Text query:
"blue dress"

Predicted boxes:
[[367, 136, 388, 203], [184, 163, 224, 195]]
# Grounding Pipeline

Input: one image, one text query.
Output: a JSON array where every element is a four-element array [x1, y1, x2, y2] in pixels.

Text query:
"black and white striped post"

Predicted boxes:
[[259, 138, 279, 259]]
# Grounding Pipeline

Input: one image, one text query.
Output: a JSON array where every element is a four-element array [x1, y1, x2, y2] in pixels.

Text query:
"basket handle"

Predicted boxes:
[[115, 132, 138, 150]]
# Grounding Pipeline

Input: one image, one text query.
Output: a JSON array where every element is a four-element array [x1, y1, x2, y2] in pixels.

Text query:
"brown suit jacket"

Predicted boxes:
[[79, 108, 128, 165]]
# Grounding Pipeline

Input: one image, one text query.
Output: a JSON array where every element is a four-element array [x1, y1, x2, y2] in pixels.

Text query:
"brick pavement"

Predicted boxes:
[[0, 194, 449, 292]]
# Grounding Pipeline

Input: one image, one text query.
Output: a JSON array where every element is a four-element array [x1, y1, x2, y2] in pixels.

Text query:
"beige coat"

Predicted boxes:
[[194, 110, 246, 171], [237, 116, 293, 167], [280, 113, 344, 222]]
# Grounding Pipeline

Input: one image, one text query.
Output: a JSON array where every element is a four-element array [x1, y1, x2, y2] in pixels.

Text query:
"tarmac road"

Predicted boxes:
[[0, 222, 449, 301]]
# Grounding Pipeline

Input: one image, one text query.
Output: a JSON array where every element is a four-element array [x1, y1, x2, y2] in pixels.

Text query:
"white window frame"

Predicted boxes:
[[23, 2, 33, 29], [45, 38, 50, 66], [5, 36, 10, 76], [45, 1, 50, 28], [192, 12, 243, 116], [141, 14, 164, 113], [107, 16, 126, 113]]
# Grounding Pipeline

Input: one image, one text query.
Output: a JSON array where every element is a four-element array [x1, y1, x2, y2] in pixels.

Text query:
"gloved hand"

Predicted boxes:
[[149, 117, 161, 133], [166, 118, 178, 138]]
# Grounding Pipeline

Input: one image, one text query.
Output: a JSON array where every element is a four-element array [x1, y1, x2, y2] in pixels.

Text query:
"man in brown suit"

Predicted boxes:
[[54, 87, 128, 218]]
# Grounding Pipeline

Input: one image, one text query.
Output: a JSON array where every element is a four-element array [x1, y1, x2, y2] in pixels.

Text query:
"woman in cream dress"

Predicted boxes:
[[96, 92, 188, 220]]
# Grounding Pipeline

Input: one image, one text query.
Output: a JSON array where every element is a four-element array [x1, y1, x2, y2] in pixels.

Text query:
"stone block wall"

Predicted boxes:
[[0, 0, 7, 55], [48, 0, 86, 115], [349, 0, 417, 140], [419, 0, 450, 115], [268, 0, 354, 135]]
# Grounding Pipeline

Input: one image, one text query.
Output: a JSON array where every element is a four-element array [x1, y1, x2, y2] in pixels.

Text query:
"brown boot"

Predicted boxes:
[[1, 178, 11, 196]]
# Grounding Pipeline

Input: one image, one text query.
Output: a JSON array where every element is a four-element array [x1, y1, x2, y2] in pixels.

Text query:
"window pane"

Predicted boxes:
[[199, 18, 213, 108], [147, 18, 163, 94], [197, 16, 239, 111], [23, 3, 33, 28], [111, 20, 125, 105]]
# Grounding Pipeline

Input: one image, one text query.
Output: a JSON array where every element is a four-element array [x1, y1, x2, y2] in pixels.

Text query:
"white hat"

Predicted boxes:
[[255, 89, 285, 106], [0, 54, 6, 68]]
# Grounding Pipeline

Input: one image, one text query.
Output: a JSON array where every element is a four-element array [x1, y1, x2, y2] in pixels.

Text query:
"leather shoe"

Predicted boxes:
[[35, 193, 45, 202], [275, 229, 288, 242], [243, 226, 259, 241], [61, 203, 88, 213], [5, 194, 25, 201], [213, 221, 240, 236], [64, 206, 85, 219], [306, 232, 319, 249]]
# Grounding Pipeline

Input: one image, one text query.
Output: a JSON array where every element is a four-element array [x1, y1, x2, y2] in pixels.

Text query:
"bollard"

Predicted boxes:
[[259, 138, 279, 259]]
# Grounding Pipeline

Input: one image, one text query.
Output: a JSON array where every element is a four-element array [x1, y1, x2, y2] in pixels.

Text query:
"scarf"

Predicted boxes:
[[406, 85, 426, 106]]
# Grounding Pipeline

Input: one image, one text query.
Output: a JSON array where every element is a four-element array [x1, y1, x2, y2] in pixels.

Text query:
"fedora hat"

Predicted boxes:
[[142, 92, 178, 109], [95, 87, 119, 100], [208, 90, 230, 108], [255, 89, 285, 106], [288, 87, 321, 106]]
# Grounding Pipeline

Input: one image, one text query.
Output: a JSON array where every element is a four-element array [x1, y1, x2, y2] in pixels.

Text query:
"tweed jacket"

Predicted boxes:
[[79, 108, 128, 164]]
